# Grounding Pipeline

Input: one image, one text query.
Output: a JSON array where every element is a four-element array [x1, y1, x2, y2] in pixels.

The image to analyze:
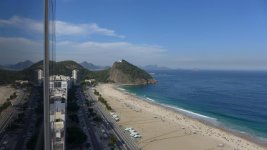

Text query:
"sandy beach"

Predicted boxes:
[[95, 83, 267, 150], [0, 85, 15, 105]]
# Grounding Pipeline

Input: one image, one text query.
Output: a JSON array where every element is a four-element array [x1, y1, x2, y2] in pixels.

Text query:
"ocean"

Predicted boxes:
[[122, 70, 267, 142]]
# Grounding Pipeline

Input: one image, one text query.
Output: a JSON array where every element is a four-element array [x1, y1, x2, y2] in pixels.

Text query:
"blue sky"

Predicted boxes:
[[0, 0, 267, 70]]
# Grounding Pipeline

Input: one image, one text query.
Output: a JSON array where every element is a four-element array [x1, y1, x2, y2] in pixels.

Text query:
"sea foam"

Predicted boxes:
[[145, 97, 155, 102], [117, 88, 126, 91], [142, 94, 217, 123], [162, 104, 217, 122]]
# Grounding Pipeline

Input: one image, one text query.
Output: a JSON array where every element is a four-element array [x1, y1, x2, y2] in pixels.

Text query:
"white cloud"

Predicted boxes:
[[0, 36, 174, 67], [56, 21, 124, 38], [1, 37, 266, 70], [0, 37, 42, 64], [0, 16, 124, 38], [0, 16, 43, 33], [2, 16, 265, 70], [56, 40, 173, 66], [56, 40, 267, 70]]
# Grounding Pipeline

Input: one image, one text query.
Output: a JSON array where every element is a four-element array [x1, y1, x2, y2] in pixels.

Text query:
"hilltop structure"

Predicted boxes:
[[71, 69, 78, 85], [37, 69, 43, 86]]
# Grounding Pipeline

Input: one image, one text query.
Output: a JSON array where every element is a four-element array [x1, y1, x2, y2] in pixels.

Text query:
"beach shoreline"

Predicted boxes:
[[96, 83, 267, 150], [118, 84, 267, 147]]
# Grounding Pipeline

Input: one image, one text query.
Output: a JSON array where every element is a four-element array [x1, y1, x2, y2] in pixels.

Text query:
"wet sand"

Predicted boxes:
[[96, 83, 267, 150]]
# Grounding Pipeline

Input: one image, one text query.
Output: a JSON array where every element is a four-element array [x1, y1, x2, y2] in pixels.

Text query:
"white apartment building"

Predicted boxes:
[[48, 71, 77, 150]]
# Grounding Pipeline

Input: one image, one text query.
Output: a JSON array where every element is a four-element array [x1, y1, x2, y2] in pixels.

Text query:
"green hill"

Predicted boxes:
[[109, 60, 156, 85], [0, 59, 156, 85], [50, 60, 89, 78], [0, 61, 42, 84]]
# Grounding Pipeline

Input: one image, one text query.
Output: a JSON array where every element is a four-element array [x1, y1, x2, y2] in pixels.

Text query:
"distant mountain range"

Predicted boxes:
[[0, 59, 155, 85], [142, 65, 171, 71], [80, 61, 110, 71], [0, 60, 171, 72], [0, 60, 34, 71]]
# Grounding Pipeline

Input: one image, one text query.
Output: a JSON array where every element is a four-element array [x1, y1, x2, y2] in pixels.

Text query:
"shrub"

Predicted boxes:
[[66, 126, 87, 145]]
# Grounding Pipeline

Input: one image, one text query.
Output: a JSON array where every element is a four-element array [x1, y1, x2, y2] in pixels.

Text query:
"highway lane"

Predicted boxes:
[[77, 87, 102, 150], [0, 90, 26, 133], [15, 88, 38, 150], [85, 87, 140, 150], [80, 89, 125, 150], [94, 102, 139, 150], [0, 107, 15, 133], [0, 89, 29, 146]]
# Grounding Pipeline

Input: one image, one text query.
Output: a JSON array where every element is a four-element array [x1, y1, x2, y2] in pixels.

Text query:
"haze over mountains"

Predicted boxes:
[[80, 61, 110, 71], [0, 60, 34, 70], [1, 60, 174, 72], [80, 61, 172, 71], [141, 65, 171, 71], [0, 59, 155, 85]]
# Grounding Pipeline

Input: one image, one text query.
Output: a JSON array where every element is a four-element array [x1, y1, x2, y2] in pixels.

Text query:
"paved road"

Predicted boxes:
[[0, 88, 37, 150], [0, 107, 15, 133], [0, 90, 26, 133], [15, 88, 38, 150], [85, 87, 140, 150], [34, 123, 44, 150], [0, 89, 29, 148], [77, 87, 102, 150]]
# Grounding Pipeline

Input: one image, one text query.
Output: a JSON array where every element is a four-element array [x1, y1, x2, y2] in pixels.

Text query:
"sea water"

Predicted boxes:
[[122, 70, 267, 142]]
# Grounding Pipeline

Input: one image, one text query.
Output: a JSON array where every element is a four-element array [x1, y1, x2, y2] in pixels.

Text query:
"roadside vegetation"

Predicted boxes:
[[1, 83, 31, 115], [109, 134, 118, 150], [66, 126, 87, 146], [94, 89, 112, 111], [69, 114, 79, 124], [26, 132, 38, 150], [85, 97, 103, 124], [0, 101, 11, 114], [67, 87, 80, 113], [0, 85, 40, 150], [66, 87, 89, 149], [0, 91, 17, 114], [26, 87, 43, 150], [83, 85, 121, 149], [98, 96, 112, 111], [94, 89, 100, 96], [6, 92, 17, 101]]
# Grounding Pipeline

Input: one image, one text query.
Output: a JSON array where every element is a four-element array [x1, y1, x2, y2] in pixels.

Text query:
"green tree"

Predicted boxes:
[[66, 126, 87, 145]]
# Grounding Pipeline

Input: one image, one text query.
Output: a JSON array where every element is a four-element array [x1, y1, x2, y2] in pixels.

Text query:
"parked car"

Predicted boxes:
[[125, 127, 133, 131], [134, 134, 141, 138], [130, 132, 138, 137]]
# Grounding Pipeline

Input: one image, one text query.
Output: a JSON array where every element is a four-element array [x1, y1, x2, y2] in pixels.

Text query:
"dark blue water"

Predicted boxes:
[[122, 70, 267, 141]]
